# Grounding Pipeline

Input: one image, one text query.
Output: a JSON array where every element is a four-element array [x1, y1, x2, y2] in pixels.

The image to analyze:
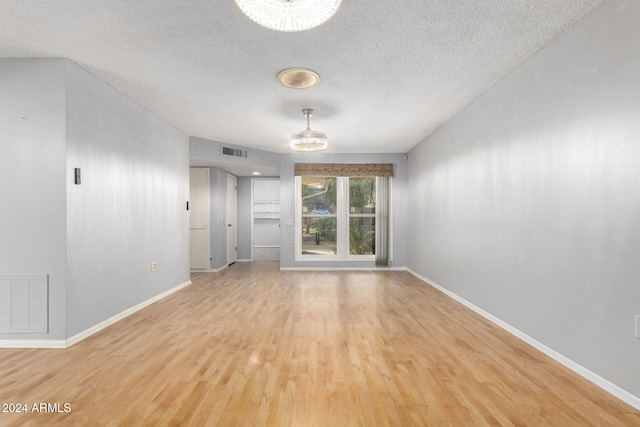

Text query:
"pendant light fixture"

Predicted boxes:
[[290, 109, 328, 152], [233, 0, 342, 32]]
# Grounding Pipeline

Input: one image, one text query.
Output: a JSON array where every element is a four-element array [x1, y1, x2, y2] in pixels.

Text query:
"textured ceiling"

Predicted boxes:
[[0, 0, 604, 155]]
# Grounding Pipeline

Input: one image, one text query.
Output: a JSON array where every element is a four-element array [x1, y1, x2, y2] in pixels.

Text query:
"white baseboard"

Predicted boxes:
[[280, 266, 407, 271], [407, 269, 640, 411], [0, 280, 192, 349], [191, 263, 232, 273], [0, 339, 67, 349], [66, 279, 192, 347]]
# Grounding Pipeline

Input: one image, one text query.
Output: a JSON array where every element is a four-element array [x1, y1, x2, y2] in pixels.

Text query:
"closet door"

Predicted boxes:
[[252, 179, 280, 261], [189, 168, 210, 270], [227, 174, 237, 265]]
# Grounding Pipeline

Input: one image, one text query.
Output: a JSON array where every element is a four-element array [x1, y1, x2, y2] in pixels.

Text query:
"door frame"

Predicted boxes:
[[189, 167, 210, 270], [226, 173, 237, 266], [251, 178, 281, 262]]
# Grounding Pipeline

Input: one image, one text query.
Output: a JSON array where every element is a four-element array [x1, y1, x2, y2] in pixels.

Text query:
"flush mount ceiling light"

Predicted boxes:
[[277, 68, 320, 89], [233, 0, 342, 32], [290, 108, 328, 152]]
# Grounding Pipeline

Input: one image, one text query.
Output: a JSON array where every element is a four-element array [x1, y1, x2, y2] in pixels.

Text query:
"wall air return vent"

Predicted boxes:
[[0, 275, 49, 333], [222, 147, 248, 158]]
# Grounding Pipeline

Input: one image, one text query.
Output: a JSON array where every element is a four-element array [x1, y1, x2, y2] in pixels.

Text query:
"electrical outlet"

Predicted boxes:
[[151, 262, 158, 272], [636, 315, 640, 339]]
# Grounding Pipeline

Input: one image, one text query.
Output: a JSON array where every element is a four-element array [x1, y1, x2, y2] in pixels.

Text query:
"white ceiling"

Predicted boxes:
[[1, 0, 604, 156]]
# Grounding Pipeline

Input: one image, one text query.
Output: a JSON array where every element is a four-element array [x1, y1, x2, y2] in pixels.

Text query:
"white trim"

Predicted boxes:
[[0, 279, 193, 349], [251, 178, 255, 261], [252, 178, 281, 263], [295, 176, 382, 262], [191, 264, 227, 273], [66, 279, 192, 347], [292, 255, 375, 262], [280, 266, 407, 271], [407, 268, 640, 411], [0, 339, 67, 349], [226, 173, 238, 265], [192, 259, 251, 271]]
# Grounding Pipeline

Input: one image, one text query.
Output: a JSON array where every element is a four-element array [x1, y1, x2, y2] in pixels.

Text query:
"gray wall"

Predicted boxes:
[[0, 59, 68, 341], [65, 61, 190, 337], [279, 152, 409, 269], [407, 0, 640, 398], [0, 58, 190, 342]]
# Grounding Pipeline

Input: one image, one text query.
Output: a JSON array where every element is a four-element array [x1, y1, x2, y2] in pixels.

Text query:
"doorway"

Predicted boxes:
[[189, 168, 210, 270], [252, 178, 280, 261], [227, 174, 237, 266]]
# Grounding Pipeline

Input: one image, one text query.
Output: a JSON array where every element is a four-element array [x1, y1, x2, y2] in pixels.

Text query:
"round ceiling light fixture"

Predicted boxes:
[[233, 0, 342, 32], [277, 68, 320, 89], [290, 109, 328, 152]]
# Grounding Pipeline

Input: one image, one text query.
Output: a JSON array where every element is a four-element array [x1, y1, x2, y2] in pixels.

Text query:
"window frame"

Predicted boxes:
[[295, 176, 377, 262]]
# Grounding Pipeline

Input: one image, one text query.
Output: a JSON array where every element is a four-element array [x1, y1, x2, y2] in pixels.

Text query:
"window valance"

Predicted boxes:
[[294, 163, 394, 177]]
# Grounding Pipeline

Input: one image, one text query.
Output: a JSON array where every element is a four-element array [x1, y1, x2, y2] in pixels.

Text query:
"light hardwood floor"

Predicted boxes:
[[1, 262, 639, 426]]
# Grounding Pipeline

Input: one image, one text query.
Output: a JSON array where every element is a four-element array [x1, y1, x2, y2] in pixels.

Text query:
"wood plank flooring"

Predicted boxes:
[[1, 262, 639, 426]]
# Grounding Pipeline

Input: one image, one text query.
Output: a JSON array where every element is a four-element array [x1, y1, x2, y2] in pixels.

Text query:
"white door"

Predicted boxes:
[[189, 168, 210, 270], [226, 174, 237, 265]]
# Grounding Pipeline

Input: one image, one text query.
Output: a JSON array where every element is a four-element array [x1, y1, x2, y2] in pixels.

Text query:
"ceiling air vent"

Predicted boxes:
[[222, 146, 248, 158]]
